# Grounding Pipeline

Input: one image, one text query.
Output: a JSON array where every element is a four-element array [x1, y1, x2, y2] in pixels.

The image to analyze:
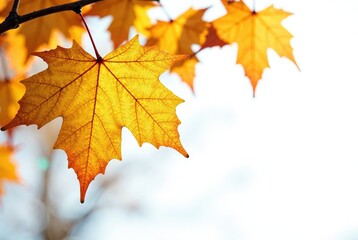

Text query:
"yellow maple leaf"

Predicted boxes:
[[0, 0, 84, 59], [171, 56, 199, 90], [0, 30, 28, 73], [0, 77, 25, 128], [170, 25, 227, 90], [3, 36, 188, 202], [0, 145, 18, 196], [213, 1, 297, 94], [86, 0, 156, 46], [147, 8, 209, 55], [0, 30, 27, 128]]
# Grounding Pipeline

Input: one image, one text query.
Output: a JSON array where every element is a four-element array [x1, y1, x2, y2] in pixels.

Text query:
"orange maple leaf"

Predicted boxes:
[[0, 30, 27, 73], [171, 56, 199, 90], [0, 31, 26, 128], [0, 145, 18, 196], [3, 36, 188, 202], [171, 25, 227, 90], [0, 0, 84, 60], [0, 76, 26, 128], [86, 0, 156, 46], [147, 8, 209, 55], [213, 1, 297, 94]]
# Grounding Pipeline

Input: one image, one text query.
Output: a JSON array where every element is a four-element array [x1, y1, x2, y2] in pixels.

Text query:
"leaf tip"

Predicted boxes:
[[80, 191, 86, 203], [179, 148, 189, 158], [1, 123, 13, 132], [79, 180, 89, 203]]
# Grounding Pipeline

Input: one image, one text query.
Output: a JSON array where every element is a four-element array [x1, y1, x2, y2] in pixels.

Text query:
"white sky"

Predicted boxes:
[[2, 0, 358, 240]]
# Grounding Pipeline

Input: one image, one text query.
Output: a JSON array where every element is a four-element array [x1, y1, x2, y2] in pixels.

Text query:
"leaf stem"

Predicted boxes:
[[158, 3, 173, 22], [0, 0, 102, 34], [78, 13, 101, 60]]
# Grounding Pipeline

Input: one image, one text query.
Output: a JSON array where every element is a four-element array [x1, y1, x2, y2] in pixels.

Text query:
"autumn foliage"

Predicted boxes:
[[0, 0, 297, 201], [0, 144, 18, 196]]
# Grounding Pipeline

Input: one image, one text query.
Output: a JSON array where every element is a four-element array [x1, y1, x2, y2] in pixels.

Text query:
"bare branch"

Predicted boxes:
[[11, 0, 20, 14], [0, 0, 102, 34]]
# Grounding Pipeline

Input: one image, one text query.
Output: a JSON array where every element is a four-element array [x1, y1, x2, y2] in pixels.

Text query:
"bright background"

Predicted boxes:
[[2, 0, 358, 239]]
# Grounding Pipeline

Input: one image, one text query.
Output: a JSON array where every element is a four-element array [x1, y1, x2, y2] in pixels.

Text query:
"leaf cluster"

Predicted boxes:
[[0, 0, 297, 201]]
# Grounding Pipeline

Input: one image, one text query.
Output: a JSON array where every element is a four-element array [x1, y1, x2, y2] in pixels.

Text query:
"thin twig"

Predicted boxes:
[[0, 0, 102, 34], [10, 0, 20, 14]]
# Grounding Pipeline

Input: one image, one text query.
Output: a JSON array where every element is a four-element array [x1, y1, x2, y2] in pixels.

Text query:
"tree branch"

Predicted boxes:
[[11, 0, 20, 14], [0, 0, 102, 34]]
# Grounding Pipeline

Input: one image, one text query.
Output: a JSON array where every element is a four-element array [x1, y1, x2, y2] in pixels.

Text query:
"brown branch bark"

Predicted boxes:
[[0, 0, 102, 34]]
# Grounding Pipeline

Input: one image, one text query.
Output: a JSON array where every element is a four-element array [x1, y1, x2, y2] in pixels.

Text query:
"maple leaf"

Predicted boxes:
[[0, 77, 25, 128], [147, 8, 209, 55], [213, 1, 297, 94], [201, 24, 227, 49], [0, 0, 84, 60], [0, 30, 26, 128], [86, 0, 156, 46], [0, 145, 18, 196], [3, 36, 188, 202], [171, 56, 199, 90], [169, 24, 227, 90], [0, 30, 28, 73]]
